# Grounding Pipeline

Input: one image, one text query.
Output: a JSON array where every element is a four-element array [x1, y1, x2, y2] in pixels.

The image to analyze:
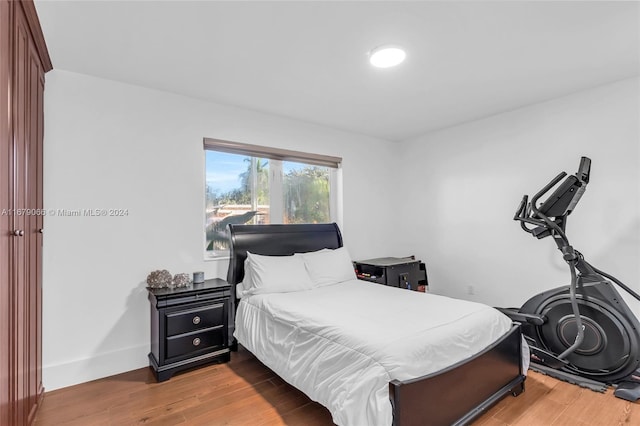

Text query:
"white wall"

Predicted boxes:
[[396, 78, 640, 316], [44, 70, 640, 392], [42, 70, 401, 390]]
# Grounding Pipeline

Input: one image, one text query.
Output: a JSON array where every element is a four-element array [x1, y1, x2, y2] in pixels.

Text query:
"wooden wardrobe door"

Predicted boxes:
[[2, 1, 50, 423], [13, 4, 30, 424], [26, 28, 46, 423], [0, 1, 13, 424], [35, 38, 45, 420], [12, 2, 45, 423]]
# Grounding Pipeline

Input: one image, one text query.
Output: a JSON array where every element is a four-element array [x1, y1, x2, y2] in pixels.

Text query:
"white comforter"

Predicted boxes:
[[234, 279, 513, 426]]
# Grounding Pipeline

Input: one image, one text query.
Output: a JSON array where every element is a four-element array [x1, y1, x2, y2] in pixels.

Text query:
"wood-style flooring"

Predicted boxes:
[[34, 346, 638, 425]]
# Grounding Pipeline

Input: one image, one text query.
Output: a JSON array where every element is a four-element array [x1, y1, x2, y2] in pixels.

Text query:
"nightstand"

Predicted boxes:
[[148, 278, 233, 382]]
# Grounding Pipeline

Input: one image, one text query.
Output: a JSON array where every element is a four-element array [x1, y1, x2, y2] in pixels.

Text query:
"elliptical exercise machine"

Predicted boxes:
[[499, 157, 640, 401]]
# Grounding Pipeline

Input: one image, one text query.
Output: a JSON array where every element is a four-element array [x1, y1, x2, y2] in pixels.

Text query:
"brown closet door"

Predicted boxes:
[[27, 28, 46, 422], [0, 1, 13, 424], [35, 38, 45, 420], [13, 4, 30, 424], [1, 1, 49, 423], [13, 2, 45, 423]]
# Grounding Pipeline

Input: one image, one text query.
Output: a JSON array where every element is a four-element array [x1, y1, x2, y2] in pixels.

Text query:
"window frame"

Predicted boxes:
[[204, 138, 342, 259], [203, 138, 342, 168]]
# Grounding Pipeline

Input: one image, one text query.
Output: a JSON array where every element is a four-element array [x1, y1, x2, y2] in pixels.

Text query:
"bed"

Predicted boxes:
[[227, 223, 525, 426]]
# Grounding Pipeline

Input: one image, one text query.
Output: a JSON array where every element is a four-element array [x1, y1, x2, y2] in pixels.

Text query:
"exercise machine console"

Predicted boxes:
[[499, 157, 640, 401]]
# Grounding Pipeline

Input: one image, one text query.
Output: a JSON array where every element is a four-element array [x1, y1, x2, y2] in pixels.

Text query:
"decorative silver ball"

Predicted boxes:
[[146, 269, 172, 288], [172, 273, 191, 288]]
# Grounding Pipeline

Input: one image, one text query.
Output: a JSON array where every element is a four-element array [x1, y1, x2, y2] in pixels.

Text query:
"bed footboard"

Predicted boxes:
[[389, 324, 524, 426]]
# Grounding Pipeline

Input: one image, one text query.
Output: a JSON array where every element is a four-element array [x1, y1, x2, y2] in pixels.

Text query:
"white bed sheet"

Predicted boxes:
[[234, 279, 514, 426]]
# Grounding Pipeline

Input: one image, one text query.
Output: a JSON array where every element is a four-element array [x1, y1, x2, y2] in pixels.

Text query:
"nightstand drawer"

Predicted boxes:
[[166, 326, 225, 359], [166, 302, 225, 337]]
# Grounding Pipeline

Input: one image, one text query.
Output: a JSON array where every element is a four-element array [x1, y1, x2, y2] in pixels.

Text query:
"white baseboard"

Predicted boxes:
[[43, 344, 149, 391]]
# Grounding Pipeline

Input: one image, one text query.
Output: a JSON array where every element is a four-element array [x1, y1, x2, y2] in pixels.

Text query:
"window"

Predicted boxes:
[[204, 138, 341, 257]]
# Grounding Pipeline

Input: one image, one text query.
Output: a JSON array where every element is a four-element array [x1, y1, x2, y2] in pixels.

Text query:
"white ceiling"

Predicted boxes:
[[35, 1, 639, 142]]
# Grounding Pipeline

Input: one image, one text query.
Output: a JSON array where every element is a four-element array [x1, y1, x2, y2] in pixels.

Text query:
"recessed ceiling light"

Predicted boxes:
[[369, 45, 406, 68]]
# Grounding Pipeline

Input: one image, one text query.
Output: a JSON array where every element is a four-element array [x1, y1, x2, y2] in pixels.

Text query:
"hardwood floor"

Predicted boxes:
[[35, 347, 638, 425]]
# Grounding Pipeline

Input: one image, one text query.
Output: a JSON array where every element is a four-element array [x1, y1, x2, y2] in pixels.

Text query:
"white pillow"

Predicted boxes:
[[243, 252, 314, 294], [299, 247, 356, 287], [294, 248, 330, 256], [235, 258, 253, 298], [236, 281, 246, 299]]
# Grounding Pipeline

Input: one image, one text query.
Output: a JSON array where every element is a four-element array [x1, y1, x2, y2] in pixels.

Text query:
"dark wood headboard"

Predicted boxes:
[[226, 223, 343, 293]]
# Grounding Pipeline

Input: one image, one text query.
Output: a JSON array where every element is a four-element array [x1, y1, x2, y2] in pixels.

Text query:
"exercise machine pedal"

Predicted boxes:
[[614, 382, 640, 402], [530, 362, 608, 393], [613, 369, 640, 402]]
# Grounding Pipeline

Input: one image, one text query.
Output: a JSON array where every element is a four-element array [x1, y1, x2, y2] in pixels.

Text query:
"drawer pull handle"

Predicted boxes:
[[193, 337, 201, 346], [192, 316, 201, 325]]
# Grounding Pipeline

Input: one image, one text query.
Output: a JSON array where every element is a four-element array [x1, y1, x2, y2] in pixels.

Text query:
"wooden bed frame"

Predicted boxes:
[[227, 223, 525, 426]]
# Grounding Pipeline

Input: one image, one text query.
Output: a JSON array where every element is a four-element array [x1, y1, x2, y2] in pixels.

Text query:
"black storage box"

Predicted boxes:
[[353, 257, 426, 291]]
